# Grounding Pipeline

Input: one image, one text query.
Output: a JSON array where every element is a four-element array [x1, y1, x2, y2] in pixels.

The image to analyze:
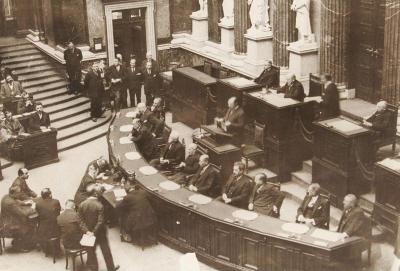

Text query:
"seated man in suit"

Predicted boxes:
[[217, 161, 253, 209], [215, 97, 245, 145], [74, 164, 98, 206], [319, 74, 340, 120], [150, 97, 165, 121], [57, 199, 83, 250], [129, 118, 157, 161], [278, 73, 305, 102], [337, 194, 369, 239], [27, 102, 51, 133], [135, 103, 164, 137], [169, 143, 200, 184], [188, 154, 219, 197], [149, 130, 185, 170], [11, 168, 37, 200], [18, 90, 35, 113], [296, 183, 329, 228], [0, 74, 23, 100], [363, 100, 391, 135], [248, 173, 285, 218], [254, 60, 279, 89], [3, 109, 24, 136]]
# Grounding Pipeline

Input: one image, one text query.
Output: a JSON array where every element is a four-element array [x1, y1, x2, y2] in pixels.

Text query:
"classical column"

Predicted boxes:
[[319, 0, 351, 84], [272, 0, 296, 67], [234, 0, 248, 54], [382, 0, 400, 104], [208, 0, 222, 43]]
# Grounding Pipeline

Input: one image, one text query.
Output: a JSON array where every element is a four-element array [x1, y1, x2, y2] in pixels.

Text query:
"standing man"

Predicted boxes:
[[27, 102, 51, 133], [78, 185, 120, 271], [10, 168, 37, 200], [64, 42, 83, 95], [125, 57, 142, 107], [319, 74, 340, 119], [143, 61, 160, 106], [84, 62, 104, 122], [215, 97, 245, 145], [107, 58, 126, 112], [141, 51, 159, 74]]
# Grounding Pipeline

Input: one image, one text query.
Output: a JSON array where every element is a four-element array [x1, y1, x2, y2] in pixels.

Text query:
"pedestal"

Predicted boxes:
[[190, 14, 209, 42], [218, 22, 234, 52], [244, 30, 273, 66], [287, 41, 319, 79]]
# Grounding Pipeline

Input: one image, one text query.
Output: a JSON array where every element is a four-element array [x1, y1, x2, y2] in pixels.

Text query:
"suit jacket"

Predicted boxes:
[[296, 194, 329, 228], [36, 197, 61, 240], [131, 125, 156, 160], [107, 65, 126, 92], [161, 141, 185, 165], [141, 59, 159, 74], [139, 108, 164, 136], [337, 206, 369, 238], [254, 68, 279, 88], [4, 118, 24, 135], [28, 111, 51, 132], [0, 194, 35, 236], [11, 177, 37, 200], [182, 153, 200, 174], [222, 174, 253, 209], [278, 80, 305, 102], [320, 82, 340, 119], [224, 106, 245, 142], [57, 209, 83, 249], [0, 81, 23, 99], [125, 66, 142, 90], [143, 68, 160, 95], [84, 69, 104, 98], [78, 197, 106, 235], [250, 183, 284, 217], [367, 109, 391, 134], [64, 48, 82, 73], [190, 165, 219, 197], [74, 174, 96, 206]]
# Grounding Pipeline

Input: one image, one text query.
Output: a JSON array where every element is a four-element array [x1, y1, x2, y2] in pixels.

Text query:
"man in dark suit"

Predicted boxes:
[[125, 57, 142, 107], [136, 103, 164, 137], [64, 42, 83, 95], [74, 164, 98, 206], [319, 74, 340, 119], [78, 186, 119, 271], [57, 200, 83, 250], [36, 188, 61, 254], [216, 96, 245, 145], [149, 130, 185, 170], [143, 61, 160, 106], [141, 51, 159, 74], [27, 103, 51, 133], [296, 183, 329, 228], [84, 62, 104, 122], [248, 173, 285, 218], [107, 58, 126, 112], [130, 118, 157, 161], [11, 168, 37, 200], [363, 100, 392, 135], [0, 74, 23, 100], [218, 162, 253, 209], [278, 73, 305, 102], [254, 60, 279, 89], [169, 143, 200, 184], [337, 194, 369, 238], [188, 154, 219, 197], [4, 109, 24, 135], [150, 97, 165, 121]]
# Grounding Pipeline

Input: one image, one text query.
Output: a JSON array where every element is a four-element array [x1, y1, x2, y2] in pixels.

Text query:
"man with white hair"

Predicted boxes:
[[130, 118, 157, 160], [278, 73, 305, 101], [135, 102, 164, 137], [363, 100, 391, 134], [337, 194, 369, 238], [169, 143, 200, 184], [141, 51, 159, 74], [150, 130, 185, 170], [254, 60, 279, 89]]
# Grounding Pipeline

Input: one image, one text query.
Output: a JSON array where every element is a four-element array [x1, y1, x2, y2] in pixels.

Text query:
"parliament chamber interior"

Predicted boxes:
[[0, 0, 400, 271]]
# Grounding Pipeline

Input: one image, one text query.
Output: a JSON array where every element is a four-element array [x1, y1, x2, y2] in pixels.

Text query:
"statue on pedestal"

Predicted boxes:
[[192, 0, 208, 17], [290, 0, 313, 42], [220, 0, 234, 26], [248, 0, 272, 34]]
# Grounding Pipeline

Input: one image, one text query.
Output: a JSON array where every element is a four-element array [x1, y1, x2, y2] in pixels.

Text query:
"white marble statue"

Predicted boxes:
[[192, 0, 208, 17], [248, 0, 271, 33], [220, 0, 234, 26], [291, 0, 312, 42]]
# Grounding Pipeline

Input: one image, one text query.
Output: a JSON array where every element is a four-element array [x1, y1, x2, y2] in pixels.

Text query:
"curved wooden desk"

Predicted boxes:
[[108, 109, 363, 271]]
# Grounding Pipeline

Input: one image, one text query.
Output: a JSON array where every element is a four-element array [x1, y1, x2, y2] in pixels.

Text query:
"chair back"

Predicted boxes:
[[209, 164, 222, 198], [253, 121, 266, 149], [204, 60, 212, 76], [270, 65, 280, 89], [309, 73, 323, 97], [319, 193, 331, 229], [385, 103, 398, 137]]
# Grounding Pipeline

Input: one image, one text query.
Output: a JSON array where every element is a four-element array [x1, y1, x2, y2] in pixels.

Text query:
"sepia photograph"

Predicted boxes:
[[0, 0, 399, 270]]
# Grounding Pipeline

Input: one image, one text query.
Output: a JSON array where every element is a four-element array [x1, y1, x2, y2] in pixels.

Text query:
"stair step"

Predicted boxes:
[[34, 87, 69, 101], [46, 97, 89, 114], [5, 59, 49, 70], [0, 156, 13, 170], [14, 64, 54, 76], [291, 170, 312, 187], [42, 93, 83, 107], [303, 160, 312, 173], [0, 48, 39, 59], [22, 75, 65, 89], [26, 81, 68, 95], [0, 43, 34, 54], [50, 103, 90, 122], [52, 111, 91, 130], [58, 121, 110, 152], [1, 53, 44, 65], [19, 70, 59, 82], [0, 39, 30, 49]]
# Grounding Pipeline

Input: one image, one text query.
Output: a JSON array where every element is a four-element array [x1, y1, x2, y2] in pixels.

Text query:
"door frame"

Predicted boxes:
[[104, 0, 156, 64]]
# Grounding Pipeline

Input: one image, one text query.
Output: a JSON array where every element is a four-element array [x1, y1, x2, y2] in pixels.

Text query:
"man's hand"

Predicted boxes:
[[179, 162, 186, 168], [222, 193, 227, 201], [248, 203, 254, 210], [189, 185, 198, 192], [273, 205, 278, 213], [225, 121, 231, 127], [224, 198, 232, 204], [297, 214, 305, 222]]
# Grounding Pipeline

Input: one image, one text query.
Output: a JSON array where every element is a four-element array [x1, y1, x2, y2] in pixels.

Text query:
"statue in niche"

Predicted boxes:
[[220, 0, 234, 26], [248, 0, 272, 33], [192, 0, 208, 17], [291, 0, 313, 42]]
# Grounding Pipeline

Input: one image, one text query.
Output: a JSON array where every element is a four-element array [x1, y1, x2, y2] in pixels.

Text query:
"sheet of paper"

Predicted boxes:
[[311, 228, 343, 242], [328, 119, 362, 133], [232, 210, 258, 221], [188, 194, 212, 205], [101, 183, 114, 191], [281, 223, 310, 234], [125, 152, 142, 160], [226, 77, 256, 88], [159, 180, 180, 191], [80, 234, 96, 247], [113, 188, 127, 198], [378, 158, 400, 171], [139, 166, 158, 176]]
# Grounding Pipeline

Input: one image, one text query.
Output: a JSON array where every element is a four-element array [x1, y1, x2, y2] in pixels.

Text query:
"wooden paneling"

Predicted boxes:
[[214, 227, 233, 262]]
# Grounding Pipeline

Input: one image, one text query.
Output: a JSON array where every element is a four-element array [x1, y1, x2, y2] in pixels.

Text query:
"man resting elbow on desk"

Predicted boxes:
[[362, 100, 391, 134], [277, 73, 305, 102], [215, 97, 245, 145], [27, 103, 51, 133], [149, 130, 185, 170]]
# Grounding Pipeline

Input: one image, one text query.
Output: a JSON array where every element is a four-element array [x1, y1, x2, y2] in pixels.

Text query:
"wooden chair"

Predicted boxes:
[[44, 237, 60, 263], [377, 103, 398, 153], [65, 247, 87, 271], [319, 193, 331, 230], [241, 122, 266, 172], [309, 73, 323, 97]]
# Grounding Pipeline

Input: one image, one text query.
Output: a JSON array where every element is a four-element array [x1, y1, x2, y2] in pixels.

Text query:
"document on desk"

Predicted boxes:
[[80, 234, 96, 247], [250, 92, 299, 107], [328, 119, 363, 133], [311, 228, 343, 242], [101, 183, 114, 191], [378, 158, 400, 171], [113, 188, 127, 200]]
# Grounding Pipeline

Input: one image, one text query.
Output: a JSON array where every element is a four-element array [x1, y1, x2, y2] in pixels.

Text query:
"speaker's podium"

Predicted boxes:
[[313, 117, 374, 207]]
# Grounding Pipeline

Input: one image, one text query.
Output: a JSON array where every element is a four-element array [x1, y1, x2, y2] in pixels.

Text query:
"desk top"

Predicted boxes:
[[174, 67, 217, 85], [246, 91, 301, 109], [108, 109, 362, 251], [377, 157, 400, 173], [219, 76, 259, 89], [201, 124, 233, 138], [315, 117, 370, 137]]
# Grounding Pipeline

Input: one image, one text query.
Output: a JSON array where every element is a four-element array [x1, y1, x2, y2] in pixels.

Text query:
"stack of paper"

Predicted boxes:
[[119, 137, 131, 145], [139, 166, 158, 175], [328, 119, 362, 133], [113, 188, 127, 201], [379, 158, 400, 171], [125, 152, 142, 160], [188, 194, 212, 205], [125, 111, 137, 118], [159, 181, 180, 191]]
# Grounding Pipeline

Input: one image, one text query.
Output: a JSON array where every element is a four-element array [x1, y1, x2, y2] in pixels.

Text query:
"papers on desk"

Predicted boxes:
[[225, 77, 257, 88], [80, 234, 96, 247], [188, 194, 212, 205], [326, 119, 362, 133], [250, 91, 299, 107], [304, 96, 322, 103], [281, 223, 310, 234], [119, 137, 132, 145], [125, 151, 142, 160], [120, 124, 133, 132], [113, 188, 127, 201], [159, 180, 180, 191], [101, 183, 114, 191], [41, 128, 51, 132], [139, 166, 158, 176], [232, 209, 258, 221], [311, 228, 343, 243], [378, 158, 400, 171], [125, 111, 137, 118]]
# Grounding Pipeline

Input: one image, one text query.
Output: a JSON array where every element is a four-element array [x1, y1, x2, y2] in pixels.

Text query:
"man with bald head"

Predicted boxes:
[[150, 130, 185, 170], [363, 100, 391, 134], [337, 194, 369, 238], [169, 143, 200, 184], [188, 154, 219, 197], [217, 96, 245, 145], [254, 60, 279, 89], [278, 73, 305, 102]]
